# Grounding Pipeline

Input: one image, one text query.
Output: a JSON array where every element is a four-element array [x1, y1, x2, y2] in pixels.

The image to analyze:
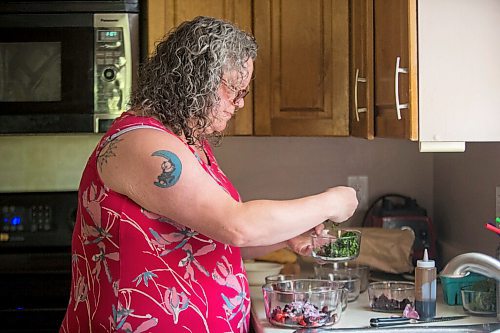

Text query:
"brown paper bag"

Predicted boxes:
[[352, 227, 415, 274]]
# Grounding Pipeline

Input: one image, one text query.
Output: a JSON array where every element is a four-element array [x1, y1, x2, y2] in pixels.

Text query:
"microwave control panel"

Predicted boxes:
[[94, 13, 134, 121]]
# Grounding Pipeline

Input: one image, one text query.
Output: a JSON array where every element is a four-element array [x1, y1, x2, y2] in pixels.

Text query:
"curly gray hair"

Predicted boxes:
[[130, 16, 258, 145]]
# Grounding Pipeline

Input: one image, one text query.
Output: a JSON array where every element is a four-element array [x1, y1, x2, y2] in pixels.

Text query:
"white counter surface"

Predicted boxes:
[[250, 289, 499, 332]]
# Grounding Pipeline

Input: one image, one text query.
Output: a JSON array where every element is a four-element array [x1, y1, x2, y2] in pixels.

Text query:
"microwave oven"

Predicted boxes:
[[0, 0, 140, 134]]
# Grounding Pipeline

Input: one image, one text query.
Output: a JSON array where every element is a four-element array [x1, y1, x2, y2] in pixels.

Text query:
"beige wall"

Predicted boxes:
[[2, 135, 497, 266], [212, 136, 434, 228], [434, 142, 500, 262], [0, 135, 433, 226], [0, 135, 101, 192]]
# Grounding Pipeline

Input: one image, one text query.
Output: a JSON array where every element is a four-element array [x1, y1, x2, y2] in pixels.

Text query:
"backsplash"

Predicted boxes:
[[0, 134, 433, 216], [0, 134, 497, 264], [213, 136, 434, 227], [0, 135, 101, 192], [434, 142, 500, 263]]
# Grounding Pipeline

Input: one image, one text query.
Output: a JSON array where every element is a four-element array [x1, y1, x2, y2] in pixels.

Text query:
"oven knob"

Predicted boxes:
[[102, 67, 116, 81]]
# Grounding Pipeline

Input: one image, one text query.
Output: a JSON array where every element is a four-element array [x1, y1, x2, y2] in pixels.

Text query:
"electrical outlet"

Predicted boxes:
[[348, 175, 369, 210]]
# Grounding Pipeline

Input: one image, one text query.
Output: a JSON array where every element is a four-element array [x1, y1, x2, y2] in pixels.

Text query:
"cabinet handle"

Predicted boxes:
[[354, 68, 368, 122], [394, 56, 409, 120]]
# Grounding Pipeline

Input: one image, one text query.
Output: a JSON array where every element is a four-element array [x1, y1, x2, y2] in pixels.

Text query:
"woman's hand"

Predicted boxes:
[[286, 223, 325, 256], [324, 186, 358, 223]]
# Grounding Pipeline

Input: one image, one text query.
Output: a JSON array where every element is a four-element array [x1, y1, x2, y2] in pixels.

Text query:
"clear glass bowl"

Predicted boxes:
[[461, 285, 496, 316], [265, 274, 297, 284], [262, 279, 344, 328], [314, 262, 370, 293], [368, 281, 415, 312], [314, 272, 361, 302], [265, 275, 349, 312], [311, 229, 362, 263], [347, 263, 370, 293]]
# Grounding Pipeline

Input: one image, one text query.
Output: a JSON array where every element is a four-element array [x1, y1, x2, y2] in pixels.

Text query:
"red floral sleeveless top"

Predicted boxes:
[[60, 112, 250, 333]]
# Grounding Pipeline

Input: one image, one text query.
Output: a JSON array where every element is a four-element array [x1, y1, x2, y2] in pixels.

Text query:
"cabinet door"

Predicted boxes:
[[418, 0, 500, 143], [146, 0, 253, 135], [350, 0, 374, 139], [373, 0, 418, 140], [253, 0, 349, 136]]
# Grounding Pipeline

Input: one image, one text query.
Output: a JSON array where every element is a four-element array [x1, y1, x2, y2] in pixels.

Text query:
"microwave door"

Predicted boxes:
[[0, 13, 94, 133]]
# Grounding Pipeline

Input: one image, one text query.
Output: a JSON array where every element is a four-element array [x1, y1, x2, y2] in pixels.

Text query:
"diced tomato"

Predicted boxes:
[[274, 313, 285, 323]]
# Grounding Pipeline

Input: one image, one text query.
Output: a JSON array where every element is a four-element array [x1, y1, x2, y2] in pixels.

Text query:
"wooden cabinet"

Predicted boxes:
[[368, 0, 500, 148], [349, 0, 417, 140], [349, 0, 374, 139], [253, 0, 349, 136], [147, 0, 350, 137], [349, 0, 416, 140], [373, 0, 418, 140], [146, 0, 253, 135]]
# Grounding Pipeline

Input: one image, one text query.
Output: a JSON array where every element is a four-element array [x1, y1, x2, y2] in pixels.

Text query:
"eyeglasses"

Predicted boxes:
[[221, 78, 250, 105]]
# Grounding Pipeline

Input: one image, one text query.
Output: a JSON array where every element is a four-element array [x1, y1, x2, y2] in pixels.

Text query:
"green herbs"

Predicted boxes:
[[464, 279, 496, 313], [317, 231, 360, 259]]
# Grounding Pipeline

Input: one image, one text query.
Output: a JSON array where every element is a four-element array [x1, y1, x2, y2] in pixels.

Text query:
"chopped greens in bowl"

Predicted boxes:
[[311, 230, 361, 262], [461, 279, 497, 315]]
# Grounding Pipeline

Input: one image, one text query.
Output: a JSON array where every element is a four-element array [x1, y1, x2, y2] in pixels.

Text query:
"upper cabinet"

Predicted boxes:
[[146, 0, 350, 137], [253, 0, 349, 136], [418, 0, 500, 148], [349, 0, 374, 139], [147, 1, 500, 145], [358, 0, 500, 149], [373, 0, 418, 140]]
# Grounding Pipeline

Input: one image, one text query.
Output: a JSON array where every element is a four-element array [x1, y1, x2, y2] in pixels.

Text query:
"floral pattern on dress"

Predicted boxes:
[[60, 113, 250, 333]]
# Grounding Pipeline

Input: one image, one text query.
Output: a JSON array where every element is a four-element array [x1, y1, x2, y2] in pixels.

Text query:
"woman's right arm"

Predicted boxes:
[[98, 128, 358, 247]]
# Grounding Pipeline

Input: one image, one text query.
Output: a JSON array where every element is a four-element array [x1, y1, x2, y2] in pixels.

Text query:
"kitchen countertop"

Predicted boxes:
[[250, 287, 499, 332]]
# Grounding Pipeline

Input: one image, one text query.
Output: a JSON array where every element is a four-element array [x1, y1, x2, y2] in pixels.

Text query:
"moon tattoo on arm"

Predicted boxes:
[[152, 150, 182, 188]]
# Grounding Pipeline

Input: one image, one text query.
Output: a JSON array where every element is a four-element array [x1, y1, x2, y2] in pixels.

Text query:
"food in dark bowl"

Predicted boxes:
[[368, 281, 415, 312], [311, 230, 361, 262], [262, 279, 344, 328]]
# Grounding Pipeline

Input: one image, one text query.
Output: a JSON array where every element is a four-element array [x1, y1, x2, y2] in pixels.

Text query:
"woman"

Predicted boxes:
[[60, 16, 357, 333]]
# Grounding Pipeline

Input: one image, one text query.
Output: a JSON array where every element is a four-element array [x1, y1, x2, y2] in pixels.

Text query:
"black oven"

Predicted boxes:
[[0, 191, 77, 332], [0, 0, 140, 134]]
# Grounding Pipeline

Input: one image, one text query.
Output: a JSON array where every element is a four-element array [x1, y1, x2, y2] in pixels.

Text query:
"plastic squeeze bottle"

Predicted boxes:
[[414, 248, 437, 320]]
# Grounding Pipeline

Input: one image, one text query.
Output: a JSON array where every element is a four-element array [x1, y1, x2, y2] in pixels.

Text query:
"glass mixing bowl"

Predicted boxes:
[[368, 281, 415, 312], [262, 279, 344, 328], [461, 285, 496, 316], [311, 229, 361, 263], [314, 262, 370, 293], [314, 271, 361, 302]]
